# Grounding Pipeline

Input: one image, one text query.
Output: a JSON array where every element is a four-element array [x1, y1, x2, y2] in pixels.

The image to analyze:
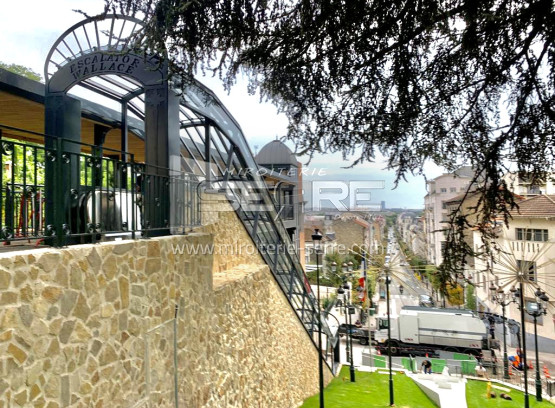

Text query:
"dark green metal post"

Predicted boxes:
[[502, 303, 510, 380], [312, 229, 324, 408], [534, 315, 542, 401], [347, 297, 355, 382], [519, 283, 530, 408], [386, 273, 394, 406], [316, 250, 324, 408]]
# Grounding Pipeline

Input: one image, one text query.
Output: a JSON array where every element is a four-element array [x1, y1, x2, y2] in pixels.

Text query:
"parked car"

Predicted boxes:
[[338, 323, 359, 337], [419, 295, 435, 307], [338, 324, 373, 345]]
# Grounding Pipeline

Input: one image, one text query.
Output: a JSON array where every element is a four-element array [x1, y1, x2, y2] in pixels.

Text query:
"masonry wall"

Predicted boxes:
[[0, 197, 332, 407]]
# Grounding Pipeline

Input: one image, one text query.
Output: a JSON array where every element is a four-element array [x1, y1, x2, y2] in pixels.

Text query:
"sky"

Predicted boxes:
[[0, 0, 447, 209]]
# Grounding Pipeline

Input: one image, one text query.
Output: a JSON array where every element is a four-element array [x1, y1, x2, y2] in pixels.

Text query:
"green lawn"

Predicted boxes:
[[299, 369, 555, 408], [299, 367, 437, 408], [466, 380, 554, 408]]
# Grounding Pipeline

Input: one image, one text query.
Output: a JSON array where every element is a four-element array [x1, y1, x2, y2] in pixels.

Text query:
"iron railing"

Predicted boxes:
[[0, 125, 200, 247]]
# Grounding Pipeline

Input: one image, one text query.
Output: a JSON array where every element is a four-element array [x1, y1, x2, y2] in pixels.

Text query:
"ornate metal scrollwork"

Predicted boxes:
[[1, 142, 13, 155]]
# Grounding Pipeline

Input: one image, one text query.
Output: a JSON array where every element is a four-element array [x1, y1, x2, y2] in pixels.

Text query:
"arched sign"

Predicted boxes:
[[44, 14, 180, 239], [47, 51, 164, 95]]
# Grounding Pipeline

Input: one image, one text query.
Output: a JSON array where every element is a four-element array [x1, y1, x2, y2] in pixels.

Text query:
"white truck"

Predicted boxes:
[[373, 306, 497, 357]]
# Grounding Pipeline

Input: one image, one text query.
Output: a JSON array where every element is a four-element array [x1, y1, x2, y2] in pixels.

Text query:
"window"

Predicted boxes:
[[527, 185, 541, 194], [450, 187, 456, 192], [517, 260, 537, 282], [440, 188, 447, 193], [515, 228, 548, 242]]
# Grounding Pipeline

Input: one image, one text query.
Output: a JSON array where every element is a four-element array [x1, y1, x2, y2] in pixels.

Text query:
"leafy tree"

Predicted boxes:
[[0, 62, 41, 81], [446, 283, 464, 307], [466, 284, 476, 310], [106, 0, 555, 268]]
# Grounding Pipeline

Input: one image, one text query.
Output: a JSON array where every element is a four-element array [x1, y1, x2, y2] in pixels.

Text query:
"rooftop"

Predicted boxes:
[[509, 194, 555, 218]]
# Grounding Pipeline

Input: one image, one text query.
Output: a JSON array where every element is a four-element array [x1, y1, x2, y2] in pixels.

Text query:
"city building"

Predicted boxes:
[[503, 172, 555, 197], [471, 194, 555, 349], [424, 166, 475, 266], [397, 212, 427, 259]]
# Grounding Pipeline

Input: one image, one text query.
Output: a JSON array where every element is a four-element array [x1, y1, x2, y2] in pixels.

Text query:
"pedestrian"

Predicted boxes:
[[421, 359, 432, 374], [475, 363, 488, 378]]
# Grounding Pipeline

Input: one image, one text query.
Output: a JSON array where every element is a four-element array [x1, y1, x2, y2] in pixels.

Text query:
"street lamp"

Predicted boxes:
[[525, 289, 550, 402], [341, 262, 356, 382], [311, 229, 324, 408], [489, 283, 516, 380], [510, 283, 530, 408], [382, 268, 395, 407]]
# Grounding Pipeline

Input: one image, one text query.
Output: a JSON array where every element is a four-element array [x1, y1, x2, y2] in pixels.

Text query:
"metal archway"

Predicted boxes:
[[44, 13, 335, 353]]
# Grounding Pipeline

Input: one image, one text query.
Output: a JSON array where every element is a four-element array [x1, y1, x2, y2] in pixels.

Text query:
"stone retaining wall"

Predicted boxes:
[[0, 198, 332, 407]]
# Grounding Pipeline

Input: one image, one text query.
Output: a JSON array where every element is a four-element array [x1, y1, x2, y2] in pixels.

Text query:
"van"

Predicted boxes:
[[419, 295, 435, 307]]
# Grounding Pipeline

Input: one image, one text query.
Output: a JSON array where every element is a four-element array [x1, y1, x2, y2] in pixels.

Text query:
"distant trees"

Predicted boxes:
[[0, 62, 41, 81]]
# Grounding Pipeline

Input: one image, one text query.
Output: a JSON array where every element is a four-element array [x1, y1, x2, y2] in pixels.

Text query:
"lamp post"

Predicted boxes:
[[511, 283, 530, 408], [340, 263, 350, 363], [342, 262, 356, 382], [384, 268, 395, 406], [311, 229, 324, 408], [524, 289, 549, 402], [489, 284, 516, 380]]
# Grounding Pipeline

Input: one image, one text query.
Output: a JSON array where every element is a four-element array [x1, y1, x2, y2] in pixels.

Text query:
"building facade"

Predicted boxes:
[[424, 166, 475, 266], [471, 195, 555, 349]]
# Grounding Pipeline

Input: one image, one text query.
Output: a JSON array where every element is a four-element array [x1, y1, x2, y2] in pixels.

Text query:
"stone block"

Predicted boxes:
[[19, 285, 33, 303], [131, 284, 145, 297], [99, 344, 117, 366], [13, 270, 27, 288], [18, 305, 33, 328], [37, 253, 61, 273], [8, 343, 27, 364], [0, 292, 17, 305], [61, 375, 70, 407], [69, 267, 83, 291], [86, 248, 102, 270], [42, 287, 62, 304], [13, 389, 27, 406], [102, 256, 117, 280], [58, 321, 75, 344], [119, 276, 129, 308], [54, 267, 69, 287], [29, 383, 41, 401], [73, 294, 91, 321], [0, 270, 11, 290]]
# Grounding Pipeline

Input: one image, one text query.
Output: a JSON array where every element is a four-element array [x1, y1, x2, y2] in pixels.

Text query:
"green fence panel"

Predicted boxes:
[[401, 357, 416, 371], [453, 353, 475, 361], [373, 355, 386, 368], [461, 360, 477, 375], [431, 359, 446, 373]]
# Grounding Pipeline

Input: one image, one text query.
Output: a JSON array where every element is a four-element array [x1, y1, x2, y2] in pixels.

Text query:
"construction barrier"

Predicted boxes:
[[373, 355, 386, 368], [461, 360, 477, 375], [402, 357, 417, 372], [453, 353, 475, 361], [431, 359, 446, 373]]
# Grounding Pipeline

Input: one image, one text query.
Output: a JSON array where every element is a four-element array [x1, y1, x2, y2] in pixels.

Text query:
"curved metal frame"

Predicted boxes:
[[44, 13, 335, 354]]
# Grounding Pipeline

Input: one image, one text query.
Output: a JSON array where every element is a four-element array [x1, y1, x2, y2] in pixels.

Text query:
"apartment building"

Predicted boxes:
[[472, 195, 555, 347], [424, 166, 475, 266]]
